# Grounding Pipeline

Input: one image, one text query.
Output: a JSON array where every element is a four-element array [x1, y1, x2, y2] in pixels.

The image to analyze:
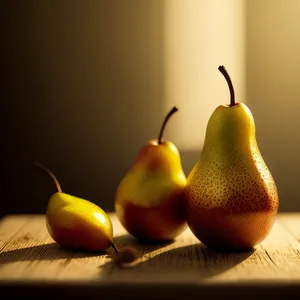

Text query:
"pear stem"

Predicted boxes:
[[158, 106, 178, 144], [111, 242, 119, 254], [218, 65, 235, 107], [34, 162, 63, 193]]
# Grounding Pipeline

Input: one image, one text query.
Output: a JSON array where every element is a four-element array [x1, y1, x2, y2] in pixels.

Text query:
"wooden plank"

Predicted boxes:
[[0, 215, 60, 279], [0, 213, 300, 285], [102, 216, 300, 284], [0, 215, 112, 280], [0, 215, 31, 251], [258, 219, 300, 279]]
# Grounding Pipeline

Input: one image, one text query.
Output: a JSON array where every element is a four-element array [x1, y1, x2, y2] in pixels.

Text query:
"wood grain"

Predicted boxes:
[[0, 213, 300, 299]]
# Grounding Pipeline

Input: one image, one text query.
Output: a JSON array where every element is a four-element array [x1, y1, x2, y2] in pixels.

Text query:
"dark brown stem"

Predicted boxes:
[[218, 65, 235, 107], [158, 106, 178, 144], [111, 242, 119, 254], [34, 162, 62, 193]]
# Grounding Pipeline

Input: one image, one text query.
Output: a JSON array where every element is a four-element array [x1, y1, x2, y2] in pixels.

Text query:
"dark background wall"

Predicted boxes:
[[1, 1, 167, 215], [1, 0, 300, 216]]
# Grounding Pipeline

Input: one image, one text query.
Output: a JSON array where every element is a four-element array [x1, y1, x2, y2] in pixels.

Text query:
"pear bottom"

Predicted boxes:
[[186, 208, 277, 251], [46, 216, 112, 252], [115, 200, 187, 242]]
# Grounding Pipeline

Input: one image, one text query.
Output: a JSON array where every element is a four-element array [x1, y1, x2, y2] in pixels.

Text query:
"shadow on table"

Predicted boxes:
[[100, 238, 256, 280], [0, 234, 173, 264], [0, 233, 255, 280], [0, 243, 102, 264]]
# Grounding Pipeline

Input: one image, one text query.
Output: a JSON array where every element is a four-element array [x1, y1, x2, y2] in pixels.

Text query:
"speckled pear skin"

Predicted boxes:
[[185, 102, 279, 251]]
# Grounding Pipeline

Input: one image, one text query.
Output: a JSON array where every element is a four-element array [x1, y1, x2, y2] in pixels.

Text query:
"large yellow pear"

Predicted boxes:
[[184, 66, 279, 251]]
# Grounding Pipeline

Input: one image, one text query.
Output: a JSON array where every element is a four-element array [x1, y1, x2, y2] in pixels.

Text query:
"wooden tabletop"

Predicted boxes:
[[0, 213, 300, 299]]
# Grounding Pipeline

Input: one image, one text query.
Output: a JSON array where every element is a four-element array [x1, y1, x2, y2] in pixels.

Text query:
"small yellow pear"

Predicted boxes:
[[34, 162, 115, 252]]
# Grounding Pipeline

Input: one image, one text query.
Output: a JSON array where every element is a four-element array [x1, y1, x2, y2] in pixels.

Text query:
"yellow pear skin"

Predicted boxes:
[[184, 66, 279, 251], [35, 162, 114, 252], [115, 107, 187, 242]]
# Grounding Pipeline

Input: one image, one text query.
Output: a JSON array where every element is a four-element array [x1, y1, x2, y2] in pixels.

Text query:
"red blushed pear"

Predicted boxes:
[[115, 107, 188, 242], [184, 66, 279, 251]]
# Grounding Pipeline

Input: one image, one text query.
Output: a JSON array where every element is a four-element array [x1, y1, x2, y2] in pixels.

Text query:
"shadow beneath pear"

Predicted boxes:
[[112, 233, 175, 248], [0, 242, 106, 265], [101, 240, 256, 280], [0, 233, 173, 266], [108, 234, 175, 261], [101, 234, 176, 275]]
